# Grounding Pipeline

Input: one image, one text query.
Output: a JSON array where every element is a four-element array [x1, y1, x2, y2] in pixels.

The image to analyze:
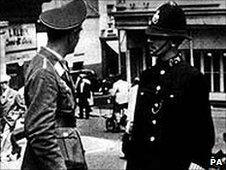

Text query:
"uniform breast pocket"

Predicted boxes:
[[56, 127, 87, 169]]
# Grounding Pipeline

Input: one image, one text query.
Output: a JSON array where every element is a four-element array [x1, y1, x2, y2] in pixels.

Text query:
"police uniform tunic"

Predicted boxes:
[[22, 47, 81, 170], [126, 56, 215, 170]]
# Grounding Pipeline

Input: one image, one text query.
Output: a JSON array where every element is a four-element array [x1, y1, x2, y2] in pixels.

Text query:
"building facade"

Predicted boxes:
[[1, 0, 110, 90]]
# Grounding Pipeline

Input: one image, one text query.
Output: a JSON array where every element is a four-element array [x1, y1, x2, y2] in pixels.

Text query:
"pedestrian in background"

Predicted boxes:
[[110, 74, 130, 114], [126, 1, 215, 170], [125, 77, 140, 132], [0, 74, 17, 133], [110, 75, 130, 131], [0, 73, 25, 161], [77, 74, 92, 119], [21, 1, 87, 169], [121, 77, 140, 159]]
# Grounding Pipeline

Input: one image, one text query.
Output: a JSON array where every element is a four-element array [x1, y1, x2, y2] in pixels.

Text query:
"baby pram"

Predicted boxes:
[[105, 96, 128, 133], [93, 93, 128, 133]]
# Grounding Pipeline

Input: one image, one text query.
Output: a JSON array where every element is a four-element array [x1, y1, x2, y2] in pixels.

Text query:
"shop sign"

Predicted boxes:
[[5, 50, 36, 65], [5, 24, 37, 53]]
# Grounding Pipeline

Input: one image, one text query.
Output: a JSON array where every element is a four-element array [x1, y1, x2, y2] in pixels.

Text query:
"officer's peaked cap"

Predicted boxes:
[[39, 0, 87, 30], [146, 1, 191, 39]]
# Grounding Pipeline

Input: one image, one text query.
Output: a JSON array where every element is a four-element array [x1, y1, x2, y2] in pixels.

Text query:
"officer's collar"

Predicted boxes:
[[39, 47, 69, 70], [43, 46, 63, 61]]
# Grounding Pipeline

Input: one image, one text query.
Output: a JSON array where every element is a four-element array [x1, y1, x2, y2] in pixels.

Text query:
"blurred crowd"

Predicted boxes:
[[0, 73, 26, 161]]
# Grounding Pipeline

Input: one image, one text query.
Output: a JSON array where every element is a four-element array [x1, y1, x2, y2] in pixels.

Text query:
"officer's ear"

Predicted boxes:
[[68, 27, 82, 44]]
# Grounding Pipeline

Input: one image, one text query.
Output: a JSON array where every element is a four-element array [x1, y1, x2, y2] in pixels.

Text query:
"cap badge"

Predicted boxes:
[[152, 10, 160, 24]]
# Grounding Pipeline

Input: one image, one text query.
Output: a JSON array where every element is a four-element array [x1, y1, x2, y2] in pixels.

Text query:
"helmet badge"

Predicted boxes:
[[152, 10, 160, 25]]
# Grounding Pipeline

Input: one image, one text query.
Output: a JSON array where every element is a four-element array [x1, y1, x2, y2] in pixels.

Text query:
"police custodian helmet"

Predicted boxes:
[[39, 0, 87, 30], [146, 1, 190, 40]]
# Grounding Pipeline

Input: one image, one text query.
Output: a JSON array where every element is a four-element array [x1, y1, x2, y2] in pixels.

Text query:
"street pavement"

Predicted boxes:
[[1, 107, 225, 170]]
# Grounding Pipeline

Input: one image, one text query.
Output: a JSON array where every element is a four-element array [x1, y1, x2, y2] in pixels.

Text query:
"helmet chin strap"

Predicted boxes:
[[153, 40, 170, 58], [154, 40, 180, 62]]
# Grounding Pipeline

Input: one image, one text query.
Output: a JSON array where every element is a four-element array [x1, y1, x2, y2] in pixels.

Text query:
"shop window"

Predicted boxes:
[[204, 51, 212, 91], [224, 53, 226, 92], [213, 52, 220, 92], [193, 50, 201, 71], [130, 48, 143, 80], [181, 49, 225, 93]]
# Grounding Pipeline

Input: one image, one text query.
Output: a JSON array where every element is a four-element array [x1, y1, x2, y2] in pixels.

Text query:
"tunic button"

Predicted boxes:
[[152, 120, 157, 125], [154, 103, 159, 107], [63, 132, 69, 137], [170, 94, 174, 98], [156, 85, 161, 91], [160, 70, 165, 75], [150, 136, 155, 142], [140, 92, 144, 95]]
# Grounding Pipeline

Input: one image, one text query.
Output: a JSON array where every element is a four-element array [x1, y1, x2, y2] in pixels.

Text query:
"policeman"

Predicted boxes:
[[126, 1, 215, 170], [21, 1, 87, 170]]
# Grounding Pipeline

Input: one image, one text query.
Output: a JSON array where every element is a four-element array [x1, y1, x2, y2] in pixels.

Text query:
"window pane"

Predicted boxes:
[[194, 50, 201, 71], [224, 55, 226, 92], [213, 52, 220, 92], [204, 53, 211, 73]]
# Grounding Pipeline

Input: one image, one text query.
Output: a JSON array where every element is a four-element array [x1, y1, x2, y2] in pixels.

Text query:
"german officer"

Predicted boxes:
[[21, 1, 87, 170], [126, 1, 215, 170]]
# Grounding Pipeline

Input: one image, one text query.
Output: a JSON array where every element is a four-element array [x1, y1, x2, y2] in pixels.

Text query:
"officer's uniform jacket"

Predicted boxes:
[[127, 56, 215, 170], [22, 47, 77, 170]]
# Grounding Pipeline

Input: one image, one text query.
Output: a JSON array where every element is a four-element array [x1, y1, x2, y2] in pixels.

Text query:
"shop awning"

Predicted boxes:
[[106, 40, 119, 54]]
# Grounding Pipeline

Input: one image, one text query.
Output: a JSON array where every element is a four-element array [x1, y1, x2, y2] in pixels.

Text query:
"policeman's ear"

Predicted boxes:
[[171, 38, 184, 48]]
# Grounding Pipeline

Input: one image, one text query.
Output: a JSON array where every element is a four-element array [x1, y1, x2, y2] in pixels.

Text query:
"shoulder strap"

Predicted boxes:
[[38, 53, 77, 101]]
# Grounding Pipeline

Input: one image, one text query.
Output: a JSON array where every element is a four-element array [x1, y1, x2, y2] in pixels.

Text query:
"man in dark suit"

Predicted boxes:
[[77, 74, 92, 119], [21, 1, 87, 170], [126, 1, 215, 170]]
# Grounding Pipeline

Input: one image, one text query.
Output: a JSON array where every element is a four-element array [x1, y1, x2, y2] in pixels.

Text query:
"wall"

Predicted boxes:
[[73, 18, 101, 65], [180, 27, 226, 50], [192, 28, 226, 50], [99, 0, 117, 31], [116, 0, 226, 9]]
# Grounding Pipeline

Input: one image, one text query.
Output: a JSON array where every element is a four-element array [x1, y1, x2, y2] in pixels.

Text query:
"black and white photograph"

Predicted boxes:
[[0, 0, 226, 169]]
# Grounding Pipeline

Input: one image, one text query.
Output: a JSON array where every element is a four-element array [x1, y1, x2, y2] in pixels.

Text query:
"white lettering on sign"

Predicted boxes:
[[5, 50, 36, 64], [5, 24, 37, 53], [210, 157, 223, 166]]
